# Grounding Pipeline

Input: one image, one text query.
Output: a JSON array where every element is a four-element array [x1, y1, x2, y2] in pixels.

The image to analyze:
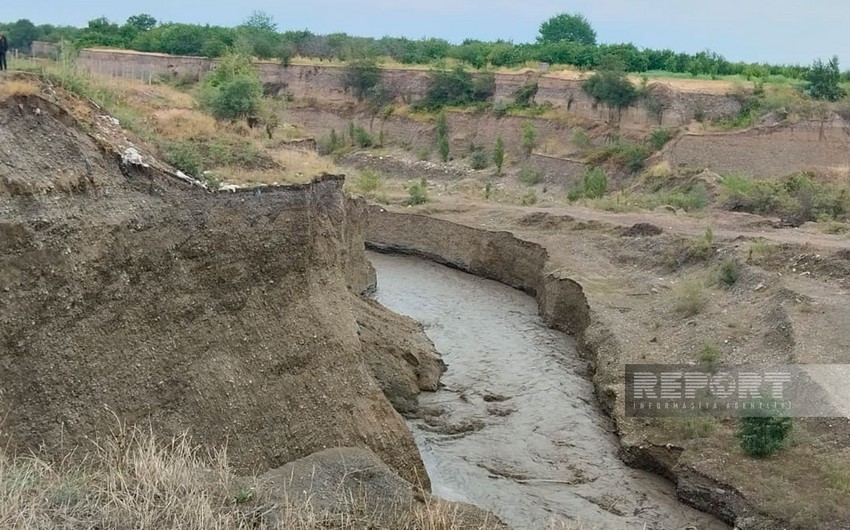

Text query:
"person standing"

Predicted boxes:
[[0, 32, 8, 71]]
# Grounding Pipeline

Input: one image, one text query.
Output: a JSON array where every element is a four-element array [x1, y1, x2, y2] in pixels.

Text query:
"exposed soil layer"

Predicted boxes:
[[0, 91, 433, 488]]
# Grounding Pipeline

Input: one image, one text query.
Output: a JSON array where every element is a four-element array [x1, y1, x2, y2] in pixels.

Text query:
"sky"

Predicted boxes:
[[6, 0, 849, 67]]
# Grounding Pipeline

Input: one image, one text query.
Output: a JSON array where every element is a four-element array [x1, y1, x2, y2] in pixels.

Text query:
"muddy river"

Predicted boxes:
[[369, 252, 726, 530]]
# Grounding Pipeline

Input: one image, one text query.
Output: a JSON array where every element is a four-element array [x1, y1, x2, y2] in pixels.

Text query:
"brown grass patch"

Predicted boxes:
[[0, 79, 39, 98], [153, 108, 218, 140]]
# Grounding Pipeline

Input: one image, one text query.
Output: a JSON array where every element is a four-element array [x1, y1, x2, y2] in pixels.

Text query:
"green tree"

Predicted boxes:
[[806, 56, 846, 101], [341, 58, 382, 102], [242, 10, 277, 32], [126, 14, 157, 32], [493, 136, 505, 174], [237, 11, 281, 59], [520, 121, 536, 157], [199, 52, 263, 122], [7, 18, 38, 50], [436, 111, 450, 162], [582, 58, 638, 122], [538, 13, 597, 46]]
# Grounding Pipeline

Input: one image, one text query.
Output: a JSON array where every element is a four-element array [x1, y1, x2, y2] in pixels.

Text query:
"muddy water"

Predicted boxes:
[[369, 252, 726, 530]]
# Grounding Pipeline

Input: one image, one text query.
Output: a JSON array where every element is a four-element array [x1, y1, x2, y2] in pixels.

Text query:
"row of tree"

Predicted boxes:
[[1, 11, 824, 81]]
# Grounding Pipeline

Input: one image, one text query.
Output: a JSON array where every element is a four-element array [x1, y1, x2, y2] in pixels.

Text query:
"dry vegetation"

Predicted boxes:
[[0, 429, 588, 530], [9, 60, 336, 187]]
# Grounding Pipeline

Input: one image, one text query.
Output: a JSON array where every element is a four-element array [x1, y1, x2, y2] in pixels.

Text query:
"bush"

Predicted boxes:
[[198, 53, 263, 122], [587, 138, 651, 173], [406, 178, 428, 205], [718, 259, 739, 287], [520, 121, 537, 157], [162, 141, 202, 178], [699, 340, 719, 365], [518, 165, 541, 185], [355, 169, 382, 195], [737, 414, 793, 458], [469, 145, 489, 170], [419, 66, 494, 109], [649, 128, 674, 151], [493, 136, 505, 173], [514, 79, 539, 107], [806, 56, 846, 102], [438, 135, 450, 163], [582, 167, 608, 199], [674, 281, 706, 317], [317, 128, 342, 155], [348, 123, 374, 148], [719, 172, 850, 222]]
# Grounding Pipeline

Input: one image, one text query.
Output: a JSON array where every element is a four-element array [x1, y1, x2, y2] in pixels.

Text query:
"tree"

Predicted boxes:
[[538, 13, 597, 46], [341, 58, 382, 101], [520, 121, 536, 157], [493, 136, 505, 174], [126, 14, 157, 32], [199, 53, 263, 122], [242, 10, 277, 32], [582, 58, 638, 122], [806, 56, 846, 101]]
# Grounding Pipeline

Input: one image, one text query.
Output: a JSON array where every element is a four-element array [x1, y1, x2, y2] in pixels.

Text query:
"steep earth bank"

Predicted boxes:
[[0, 90, 440, 489]]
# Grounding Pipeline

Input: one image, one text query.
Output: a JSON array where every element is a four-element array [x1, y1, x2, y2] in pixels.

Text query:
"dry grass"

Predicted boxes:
[[0, 429, 521, 530], [209, 149, 340, 186], [0, 78, 40, 98], [153, 108, 218, 140]]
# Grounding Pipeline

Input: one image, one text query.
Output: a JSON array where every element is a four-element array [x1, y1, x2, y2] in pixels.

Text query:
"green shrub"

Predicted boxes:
[[719, 172, 850, 222], [699, 340, 719, 365], [587, 139, 651, 173], [438, 135, 450, 163], [520, 121, 537, 157], [163, 142, 203, 178], [419, 66, 494, 109], [519, 165, 541, 185], [514, 80, 539, 107], [493, 136, 505, 173], [355, 169, 382, 195], [484, 182, 493, 200], [582, 167, 608, 199], [469, 145, 489, 170], [198, 53, 263, 122], [649, 128, 674, 151], [674, 281, 706, 317], [349, 124, 374, 148], [718, 259, 739, 287], [407, 178, 428, 205], [567, 186, 583, 202], [736, 414, 793, 458]]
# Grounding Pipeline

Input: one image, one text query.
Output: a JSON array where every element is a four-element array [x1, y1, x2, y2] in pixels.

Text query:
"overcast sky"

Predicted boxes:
[[6, 1, 848, 67]]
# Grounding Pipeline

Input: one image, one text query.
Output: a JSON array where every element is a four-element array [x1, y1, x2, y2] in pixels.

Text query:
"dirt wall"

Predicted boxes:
[[666, 118, 850, 178], [0, 92, 429, 486], [70, 48, 740, 128]]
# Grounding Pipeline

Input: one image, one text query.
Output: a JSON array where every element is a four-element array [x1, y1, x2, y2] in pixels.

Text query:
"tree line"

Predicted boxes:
[[3, 11, 825, 81]]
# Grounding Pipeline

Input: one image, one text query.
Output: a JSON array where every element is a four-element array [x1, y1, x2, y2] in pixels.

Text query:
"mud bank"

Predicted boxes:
[[0, 90, 439, 488], [364, 206, 785, 529]]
